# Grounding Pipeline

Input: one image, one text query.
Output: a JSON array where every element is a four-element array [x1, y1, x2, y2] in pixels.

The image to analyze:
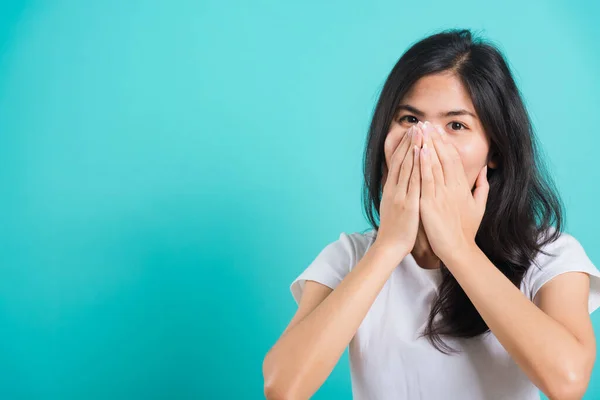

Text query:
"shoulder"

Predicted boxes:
[[529, 229, 590, 272], [522, 228, 599, 309], [289, 228, 377, 304], [316, 228, 377, 267], [344, 228, 378, 263]]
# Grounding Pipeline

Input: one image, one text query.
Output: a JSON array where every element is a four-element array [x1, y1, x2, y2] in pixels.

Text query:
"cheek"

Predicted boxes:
[[454, 141, 489, 187]]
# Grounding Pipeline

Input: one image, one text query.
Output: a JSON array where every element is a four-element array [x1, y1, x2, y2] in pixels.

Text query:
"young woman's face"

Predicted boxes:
[[383, 72, 496, 190]]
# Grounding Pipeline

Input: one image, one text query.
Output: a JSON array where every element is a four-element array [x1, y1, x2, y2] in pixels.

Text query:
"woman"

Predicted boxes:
[[262, 29, 600, 400]]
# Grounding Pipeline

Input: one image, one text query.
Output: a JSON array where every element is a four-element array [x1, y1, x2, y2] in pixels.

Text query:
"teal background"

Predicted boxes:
[[0, 0, 598, 399]]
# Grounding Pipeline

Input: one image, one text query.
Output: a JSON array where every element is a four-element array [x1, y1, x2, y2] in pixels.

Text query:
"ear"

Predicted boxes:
[[487, 151, 499, 169]]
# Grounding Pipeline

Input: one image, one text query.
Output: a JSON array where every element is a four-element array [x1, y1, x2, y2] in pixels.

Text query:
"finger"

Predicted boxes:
[[387, 126, 415, 187], [413, 124, 423, 147], [472, 165, 490, 213], [385, 128, 410, 188], [407, 144, 421, 205], [431, 124, 465, 187], [421, 122, 445, 186], [385, 125, 416, 168], [397, 135, 416, 194], [420, 142, 435, 198], [383, 129, 406, 166]]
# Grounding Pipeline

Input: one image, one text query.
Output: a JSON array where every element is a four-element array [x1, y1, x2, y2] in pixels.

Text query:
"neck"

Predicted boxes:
[[411, 221, 441, 270]]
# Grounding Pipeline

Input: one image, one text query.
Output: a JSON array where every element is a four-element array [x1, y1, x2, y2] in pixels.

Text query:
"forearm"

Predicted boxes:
[[264, 243, 400, 400], [444, 244, 590, 399]]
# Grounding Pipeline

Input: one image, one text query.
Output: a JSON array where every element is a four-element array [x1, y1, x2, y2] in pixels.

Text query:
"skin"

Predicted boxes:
[[382, 71, 497, 269], [415, 114, 595, 399], [263, 71, 595, 400]]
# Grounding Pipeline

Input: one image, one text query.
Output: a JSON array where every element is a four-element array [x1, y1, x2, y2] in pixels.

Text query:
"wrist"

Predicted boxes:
[[441, 240, 480, 267], [370, 239, 410, 267]]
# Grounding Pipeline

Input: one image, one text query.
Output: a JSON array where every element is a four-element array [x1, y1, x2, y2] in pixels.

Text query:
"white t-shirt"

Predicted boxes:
[[290, 228, 600, 400]]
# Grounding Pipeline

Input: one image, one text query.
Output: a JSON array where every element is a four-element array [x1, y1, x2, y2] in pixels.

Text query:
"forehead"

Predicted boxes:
[[400, 72, 475, 112]]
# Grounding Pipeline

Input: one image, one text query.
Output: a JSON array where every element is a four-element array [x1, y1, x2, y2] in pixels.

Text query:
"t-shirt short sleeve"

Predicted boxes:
[[522, 232, 600, 315], [290, 232, 357, 305]]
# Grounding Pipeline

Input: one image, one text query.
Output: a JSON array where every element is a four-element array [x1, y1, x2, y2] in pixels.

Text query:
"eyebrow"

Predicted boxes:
[[396, 104, 478, 119]]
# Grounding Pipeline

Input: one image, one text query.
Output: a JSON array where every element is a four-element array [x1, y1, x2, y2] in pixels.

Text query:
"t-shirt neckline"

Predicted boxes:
[[405, 251, 442, 277]]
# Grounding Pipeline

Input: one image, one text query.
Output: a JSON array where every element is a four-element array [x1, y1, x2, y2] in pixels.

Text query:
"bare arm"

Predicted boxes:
[[262, 126, 422, 399], [445, 245, 596, 400], [262, 243, 401, 400]]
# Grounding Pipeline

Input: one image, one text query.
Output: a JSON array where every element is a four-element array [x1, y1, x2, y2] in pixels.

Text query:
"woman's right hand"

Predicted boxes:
[[374, 125, 422, 263]]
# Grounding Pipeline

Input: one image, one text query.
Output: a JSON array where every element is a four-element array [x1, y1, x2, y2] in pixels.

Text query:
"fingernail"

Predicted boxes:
[[423, 126, 429, 140], [435, 125, 445, 135], [408, 126, 414, 137], [422, 142, 429, 155]]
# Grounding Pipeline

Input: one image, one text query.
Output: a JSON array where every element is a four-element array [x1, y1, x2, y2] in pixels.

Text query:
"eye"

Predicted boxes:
[[448, 121, 467, 131], [397, 115, 419, 124]]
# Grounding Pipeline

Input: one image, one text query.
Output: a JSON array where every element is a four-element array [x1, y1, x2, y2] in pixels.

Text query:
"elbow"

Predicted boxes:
[[545, 376, 587, 400], [264, 383, 294, 400], [542, 360, 592, 400], [263, 351, 298, 400], [263, 373, 295, 400]]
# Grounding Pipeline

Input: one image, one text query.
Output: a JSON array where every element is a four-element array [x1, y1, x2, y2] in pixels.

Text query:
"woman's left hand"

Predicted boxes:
[[417, 121, 489, 261]]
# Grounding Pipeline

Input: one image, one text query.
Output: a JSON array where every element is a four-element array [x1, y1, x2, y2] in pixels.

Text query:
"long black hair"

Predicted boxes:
[[361, 28, 564, 354]]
